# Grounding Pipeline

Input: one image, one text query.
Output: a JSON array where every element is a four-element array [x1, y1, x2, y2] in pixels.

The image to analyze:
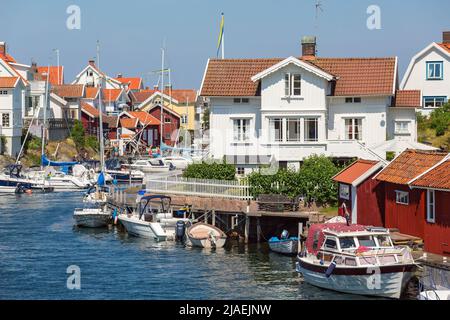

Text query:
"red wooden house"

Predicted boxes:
[[374, 149, 450, 256], [80, 101, 117, 140], [117, 111, 160, 147], [147, 105, 180, 146], [333, 160, 385, 226]]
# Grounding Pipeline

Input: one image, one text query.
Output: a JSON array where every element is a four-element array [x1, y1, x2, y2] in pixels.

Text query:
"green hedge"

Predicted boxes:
[[183, 162, 236, 180]]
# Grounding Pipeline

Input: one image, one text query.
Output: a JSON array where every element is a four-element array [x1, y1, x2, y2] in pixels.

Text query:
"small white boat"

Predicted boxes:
[[419, 290, 450, 300], [118, 195, 189, 241], [187, 223, 227, 249], [73, 206, 111, 228], [268, 230, 299, 255], [162, 156, 193, 170], [126, 159, 172, 173], [0, 165, 54, 193], [296, 222, 417, 299], [26, 165, 94, 191]]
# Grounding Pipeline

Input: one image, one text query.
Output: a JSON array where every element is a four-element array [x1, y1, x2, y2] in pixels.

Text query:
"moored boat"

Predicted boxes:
[[268, 230, 298, 255], [125, 159, 173, 173], [186, 223, 227, 249], [73, 205, 111, 228], [296, 222, 417, 299]]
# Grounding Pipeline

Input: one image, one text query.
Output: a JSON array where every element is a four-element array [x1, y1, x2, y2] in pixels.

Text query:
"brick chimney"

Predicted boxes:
[[88, 59, 96, 67], [301, 36, 317, 59], [0, 42, 6, 55], [443, 31, 450, 44], [153, 85, 159, 91], [117, 73, 122, 78]]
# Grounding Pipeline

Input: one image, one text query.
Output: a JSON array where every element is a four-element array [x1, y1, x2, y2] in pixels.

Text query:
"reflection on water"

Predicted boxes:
[[0, 192, 403, 300]]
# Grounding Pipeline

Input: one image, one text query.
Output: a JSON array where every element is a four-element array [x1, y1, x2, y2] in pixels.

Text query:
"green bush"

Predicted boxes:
[[246, 169, 301, 198], [27, 136, 42, 150], [183, 161, 236, 180], [429, 103, 450, 136], [85, 135, 99, 151], [71, 120, 85, 149]]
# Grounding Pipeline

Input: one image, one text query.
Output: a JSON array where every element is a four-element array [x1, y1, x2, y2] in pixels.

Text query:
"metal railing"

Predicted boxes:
[[146, 176, 253, 200]]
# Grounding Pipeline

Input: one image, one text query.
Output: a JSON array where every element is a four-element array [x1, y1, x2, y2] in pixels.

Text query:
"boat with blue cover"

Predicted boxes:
[[268, 230, 299, 255]]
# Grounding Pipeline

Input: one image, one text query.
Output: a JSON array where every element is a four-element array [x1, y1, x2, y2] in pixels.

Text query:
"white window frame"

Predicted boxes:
[[345, 97, 362, 103], [339, 184, 350, 200], [2, 113, 10, 127], [286, 118, 301, 142], [423, 96, 447, 109], [181, 114, 188, 124], [427, 61, 443, 80], [269, 118, 284, 142], [395, 190, 409, 205], [284, 73, 302, 97], [345, 118, 363, 141], [233, 118, 251, 142], [395, 121, 410, 135], [304, 117, 319, 142], [427, 189, 436, 223]]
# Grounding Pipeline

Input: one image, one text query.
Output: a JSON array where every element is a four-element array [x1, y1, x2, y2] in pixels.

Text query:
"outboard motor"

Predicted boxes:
[[281, 230, 289, 240], [176, 220, 186, 242]]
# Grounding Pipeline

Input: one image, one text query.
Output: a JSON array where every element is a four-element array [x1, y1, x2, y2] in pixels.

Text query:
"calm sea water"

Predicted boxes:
[[0, 192, 390, 300]]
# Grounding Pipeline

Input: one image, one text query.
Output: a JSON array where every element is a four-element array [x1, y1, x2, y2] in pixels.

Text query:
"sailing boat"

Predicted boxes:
[[73, 42, 111, 228]]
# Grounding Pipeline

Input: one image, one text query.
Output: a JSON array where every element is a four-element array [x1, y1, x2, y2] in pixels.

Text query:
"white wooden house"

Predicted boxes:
[[200, 36, 432, 174], [401, 31, 450, 115]]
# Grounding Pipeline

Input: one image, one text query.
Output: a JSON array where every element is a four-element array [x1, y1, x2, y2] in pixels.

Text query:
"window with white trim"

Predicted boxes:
[[236, 167, 245, 175], [423, 96, 447, 109], [395, 121, 410, 134], [345, 97, 362, 103], [269, 118, 284, 142], [181, 114, 188, 124], [233, 119, 250, 142], [0, 90, 8, 95], [233, 98, 249, 104], [2, 113, 10, 127], [164, 117, 171, 124], [304, 118, 319, 142], [427, 190, 435, 223], [395, 190, 409, 205], [426, 61, 443, 80], [345, 118, 362, 140], [284, 73, 301, 97], [286, 118, 301, 142]]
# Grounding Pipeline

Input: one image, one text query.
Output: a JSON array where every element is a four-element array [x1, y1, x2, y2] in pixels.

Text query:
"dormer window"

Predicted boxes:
[[345, 97, 362, 103], [233, 98, 249, 104], [284, 73, 301, 97]]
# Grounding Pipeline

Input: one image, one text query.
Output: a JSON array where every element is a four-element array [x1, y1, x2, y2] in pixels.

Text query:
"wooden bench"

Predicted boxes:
[[257, 194, 300, 212]]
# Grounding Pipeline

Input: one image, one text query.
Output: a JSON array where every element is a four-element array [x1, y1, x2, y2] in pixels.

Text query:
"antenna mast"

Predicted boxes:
[[315, 0, 324, 29]]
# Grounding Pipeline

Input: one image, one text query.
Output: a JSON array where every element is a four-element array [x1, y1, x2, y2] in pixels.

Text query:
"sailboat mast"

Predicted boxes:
[[160, 47, 164, 148], [40, 63, 50, 170], [97, 41, 105, 171]]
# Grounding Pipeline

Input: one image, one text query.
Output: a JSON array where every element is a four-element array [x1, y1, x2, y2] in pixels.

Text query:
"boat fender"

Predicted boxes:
[[281, 230, 289, 240], [325, 261, 337, 278]]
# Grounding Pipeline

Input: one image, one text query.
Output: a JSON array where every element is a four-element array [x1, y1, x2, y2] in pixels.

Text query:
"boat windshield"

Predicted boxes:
[[357, 235, 377, 248], [339, 237, 357, 250], [375, 234, 393, 247]]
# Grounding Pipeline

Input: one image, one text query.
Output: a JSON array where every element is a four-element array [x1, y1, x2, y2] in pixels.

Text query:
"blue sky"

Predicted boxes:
[[1, 0, 449, 89]]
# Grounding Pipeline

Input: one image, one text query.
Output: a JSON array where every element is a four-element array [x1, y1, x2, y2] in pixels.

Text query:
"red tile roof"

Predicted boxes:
[[333, 160, 380, 185], [51, 84, 84, 98], [128, 111, 160, 126], [375, 149, 447, 185], [102, 89, 122, 102], [165, 89, 197, 103], [438, 43, 450, 54], [85, 87, 99, 99], [0, 77, 19, 88], [120, 118, 139, 129], [200, 57, 396, 97], [133, 90, 156, 104], [392, 90, 421, 108], [103, 115, 118, 128], [36, 66, 64, 85], [410, 159, 450, 191], [115, 77, 142, 90], [81, 102, 100, 118], [0, 53, 16, 63]]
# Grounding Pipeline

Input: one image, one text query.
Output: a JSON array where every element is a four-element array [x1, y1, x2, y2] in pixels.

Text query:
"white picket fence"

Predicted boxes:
[[146, 176, 253, 200]]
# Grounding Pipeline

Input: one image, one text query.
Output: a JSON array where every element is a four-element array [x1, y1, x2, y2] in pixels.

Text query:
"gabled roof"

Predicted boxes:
[[72, 62, 122, 88], [251, 56, 335, 82], [114, 77, 142, 90], [36, 66, 64, 85], [133, 90, 156, 104], [200, 56, 397, 97], [438, 42, 450, 54], [120, 117, 139, 129], [51, 84, 85, 98], [392, 90, 422, 108], [0, 76, 19, 88], [333, 159, 382, 187], [166, 89, 197, 104], [102, 89, 125, 102], [409, 156, 450, 191], [401, 42, 450, 89], [374, 149, 447, 185], [128, 111, 160, 126], [81, 101, 100, 118], [0, 57, 29, 86]]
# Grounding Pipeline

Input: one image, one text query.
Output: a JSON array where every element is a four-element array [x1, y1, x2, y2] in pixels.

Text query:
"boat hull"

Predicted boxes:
[[189, 237, 227, 249], [118, 215, 173, 241], [296, 259, 416, 299], [74, 210, 111, 228], [269, 239, 298, 255], [187, 223, 227, 249]]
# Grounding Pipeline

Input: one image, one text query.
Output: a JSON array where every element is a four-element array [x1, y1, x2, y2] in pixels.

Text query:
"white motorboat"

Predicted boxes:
[[26, 165, 94, 191], [296, 222, 417, 299], [419, 290, 450, 300], [118, 195, 189, 241], [186, 223, 227, 249], [162, 156, 193, 170], [126, 159, 172, 173], [268, 230, 299, 255], [73, 205, 111, 228]]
